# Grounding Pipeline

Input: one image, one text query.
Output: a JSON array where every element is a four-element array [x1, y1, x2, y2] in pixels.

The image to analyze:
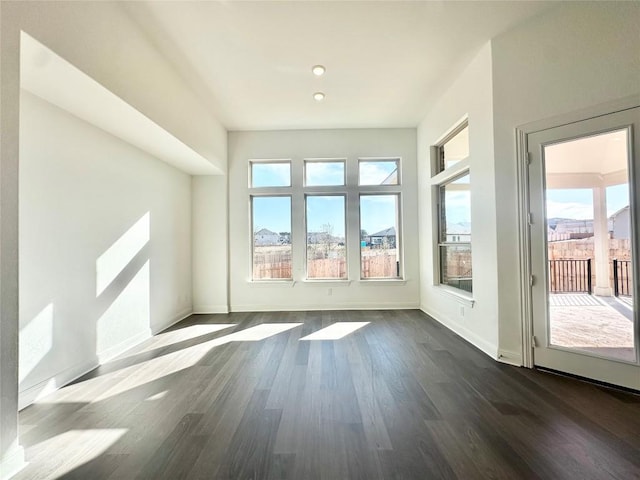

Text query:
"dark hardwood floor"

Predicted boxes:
[[15, 310, 640, 479]]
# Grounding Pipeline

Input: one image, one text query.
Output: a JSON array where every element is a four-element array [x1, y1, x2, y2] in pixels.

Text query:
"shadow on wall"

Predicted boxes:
[[19, 212, 153, 407]]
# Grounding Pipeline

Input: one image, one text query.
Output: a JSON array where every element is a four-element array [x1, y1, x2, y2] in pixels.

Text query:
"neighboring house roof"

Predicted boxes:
[[609, 205, 629, 219], [381, 168, 398, 185], [255, 228, 277, 235], [370, 227, 396, 237]]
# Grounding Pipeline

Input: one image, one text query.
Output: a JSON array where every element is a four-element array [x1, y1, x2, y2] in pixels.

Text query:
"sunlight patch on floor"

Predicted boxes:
[[300, 322, 370, 340], [123, 323, 237, 357], [26, 429, 128, 478], [87, 323, 302, 402]]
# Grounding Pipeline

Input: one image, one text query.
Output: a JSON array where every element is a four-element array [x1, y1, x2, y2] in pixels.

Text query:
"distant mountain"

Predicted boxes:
[[547, 217, 574, 227]]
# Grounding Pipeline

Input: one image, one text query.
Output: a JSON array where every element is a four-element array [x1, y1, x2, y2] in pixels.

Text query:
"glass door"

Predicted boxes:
[[528, 107, 640, 390]]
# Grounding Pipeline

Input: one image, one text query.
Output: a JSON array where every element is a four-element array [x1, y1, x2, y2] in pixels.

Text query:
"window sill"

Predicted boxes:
[[249, 280, 295, 288], [298, 280, 352, 287], [359, 279, 406, 286], [436, 285, 475, 307]]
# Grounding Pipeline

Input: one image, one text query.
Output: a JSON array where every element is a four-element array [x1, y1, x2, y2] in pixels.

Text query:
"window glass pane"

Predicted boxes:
[[252, 196, 291, 280], [305, 160, 345, 186], [439, 174, 471, 243], [441, 125, 469, 171], [359, 160, 399, 185], [439, 171, 472, 292], [360, 195, 400, 278], [251, 162, 291, 187], [306, 196, 346, 279], [439, 245, 472, 293]]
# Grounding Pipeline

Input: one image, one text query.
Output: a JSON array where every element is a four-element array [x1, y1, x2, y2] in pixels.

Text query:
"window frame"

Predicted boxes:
[[304, 193, 348, 280], [431, 120, 473, 296], [359, 192, 402, 280], [304, 158, 346, 187], [436, 172, 472, 293], [250, 194, 293, 281], [247, 156, 405, 283], [249, 159, 292, 188], [358, 158, 401, 186]]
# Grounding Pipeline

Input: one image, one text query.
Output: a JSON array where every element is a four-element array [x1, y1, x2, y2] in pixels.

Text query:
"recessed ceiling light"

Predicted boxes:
[[313, 92, 325, 101], [312, 65, 326, 76]]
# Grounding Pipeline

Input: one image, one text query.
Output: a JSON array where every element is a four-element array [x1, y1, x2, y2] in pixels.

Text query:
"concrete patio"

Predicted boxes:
[[549, 293, 635, 362]]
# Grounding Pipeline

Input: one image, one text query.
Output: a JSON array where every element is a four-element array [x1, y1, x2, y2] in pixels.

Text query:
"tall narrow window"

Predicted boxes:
[[252, 196, 292, 280], [438, 173, 472, 292], [432, 121, 472, 293], [360, 194, 401, 278], [306, 195, 346, 279]]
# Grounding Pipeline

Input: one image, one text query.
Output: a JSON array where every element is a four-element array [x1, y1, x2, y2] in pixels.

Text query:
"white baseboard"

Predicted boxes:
[[153, 308, 194, 334], [19, 309, 194, 410], [420, 304, 498, 360], [19, 358, 98, 410], [0, 444, 25, 480], [230, 302, 419, 312], [192, 304, 229, 314], [497, 349, 523, 366], [97, 330, 151, 364]]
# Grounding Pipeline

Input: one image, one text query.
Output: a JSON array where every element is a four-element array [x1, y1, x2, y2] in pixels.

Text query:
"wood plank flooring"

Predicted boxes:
[[14, 310, 640, 479]]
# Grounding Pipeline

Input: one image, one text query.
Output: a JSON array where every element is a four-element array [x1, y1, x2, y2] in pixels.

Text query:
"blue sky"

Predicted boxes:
[[360, 195, 397, 234], [252, 195, 398, 237], [306, 162, 344, 186], [306, 196, 346, 236], [251, 161, 400, 236], [252, 182, 630, 236], [546, 184, 629, 219], [252, 196, 291, 233], [251, 162, 290, 187], [444, 191, 471, 226]]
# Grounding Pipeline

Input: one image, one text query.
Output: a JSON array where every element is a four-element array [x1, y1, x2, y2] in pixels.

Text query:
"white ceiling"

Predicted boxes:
[[122, 1, 557, 131], [545, 129, 629, 176]]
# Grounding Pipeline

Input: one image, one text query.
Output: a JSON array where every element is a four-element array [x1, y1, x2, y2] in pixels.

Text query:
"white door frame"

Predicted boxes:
[[516, 95, 640, 370]]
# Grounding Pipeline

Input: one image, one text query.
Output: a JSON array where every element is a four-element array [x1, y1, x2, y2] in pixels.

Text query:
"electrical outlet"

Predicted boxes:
[[327, 288, 332, 296], [459, 306, 465, 317]]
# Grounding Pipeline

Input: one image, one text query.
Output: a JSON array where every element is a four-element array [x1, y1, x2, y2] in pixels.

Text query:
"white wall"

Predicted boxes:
[[491, 2, 640, 360], [0, 1, 24, 474], [4, 0, 226, 171], [18, 92, 192, 408], [228, 128, 419, 311], [192, 175, 229, 314], [417, 43, 499, 358]]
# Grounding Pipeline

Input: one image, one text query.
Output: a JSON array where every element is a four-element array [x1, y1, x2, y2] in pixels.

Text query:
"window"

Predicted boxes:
[[306, 195, 346, 279], [360, 194, 401, 278], [438, 173, 472, 292], [248, 156, 403, 282], [251, 196, 292, 280], [359, 159, 399, 185], [305, 160, 345, 186], [436, 124, 469, 174], [433, 121, 472, 293], [250, 161, 291, 187]]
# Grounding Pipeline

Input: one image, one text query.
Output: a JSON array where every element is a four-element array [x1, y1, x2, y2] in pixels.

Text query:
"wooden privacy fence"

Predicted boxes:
[[253, 249, 398, 279], [361, 255, 398, 278], [253, 249, 292, 279], [307, 258, 347, 279]]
